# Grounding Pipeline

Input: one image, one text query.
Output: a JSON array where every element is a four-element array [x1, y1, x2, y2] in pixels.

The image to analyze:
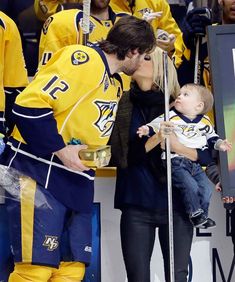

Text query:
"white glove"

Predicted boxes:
[[142, 10, 163, 22]]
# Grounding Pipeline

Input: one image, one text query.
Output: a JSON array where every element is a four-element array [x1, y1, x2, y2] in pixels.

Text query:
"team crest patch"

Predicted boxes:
[[71, 50, 89, 65], [43, 235, 59, 251], [42, 16, 53, 35], [93, 100, 118, 137]]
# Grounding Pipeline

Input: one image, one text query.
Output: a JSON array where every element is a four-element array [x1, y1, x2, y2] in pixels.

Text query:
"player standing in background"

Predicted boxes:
[[110, 0, 183, 54], [0, 11, 28, 137], [0, 16, 156, 282], [38, 0, 132, 90], [38, 0, 127, 67]]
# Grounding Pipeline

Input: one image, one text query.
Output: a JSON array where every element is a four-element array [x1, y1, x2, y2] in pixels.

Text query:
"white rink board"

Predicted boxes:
[[94, 177, 235, 282]]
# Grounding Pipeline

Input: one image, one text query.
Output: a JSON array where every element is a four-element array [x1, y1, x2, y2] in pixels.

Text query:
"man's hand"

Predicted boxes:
[[182, 7, 212, 49], [54, 144, 90, 172]]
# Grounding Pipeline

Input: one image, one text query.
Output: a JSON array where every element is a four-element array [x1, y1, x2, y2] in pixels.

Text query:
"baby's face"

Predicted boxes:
[[174, 86, 203, 116]]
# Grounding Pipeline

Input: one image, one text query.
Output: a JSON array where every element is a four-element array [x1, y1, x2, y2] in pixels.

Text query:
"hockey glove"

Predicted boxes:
[[182, 7, 212, 49]]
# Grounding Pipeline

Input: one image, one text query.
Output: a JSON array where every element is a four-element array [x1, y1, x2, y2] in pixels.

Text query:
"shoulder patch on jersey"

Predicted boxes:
[[71, 50, 89, 65], [0, 18, 6, 29], [93, 100, 118, 137], [42, 16, 53, 35]]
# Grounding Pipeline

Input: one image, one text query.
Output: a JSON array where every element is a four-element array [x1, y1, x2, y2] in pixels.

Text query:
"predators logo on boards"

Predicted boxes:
[[71, 50, 89, 65], [42, 16, 53, 35]]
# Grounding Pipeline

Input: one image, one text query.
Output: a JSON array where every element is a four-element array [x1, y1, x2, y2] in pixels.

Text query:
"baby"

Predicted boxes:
[[137, 83, 232, 228]]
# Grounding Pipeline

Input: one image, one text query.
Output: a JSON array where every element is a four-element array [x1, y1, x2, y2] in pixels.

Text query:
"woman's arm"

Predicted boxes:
[[167, 134, 198, 161], [145, 132, 162, 152], [145, 125, 198, 159]]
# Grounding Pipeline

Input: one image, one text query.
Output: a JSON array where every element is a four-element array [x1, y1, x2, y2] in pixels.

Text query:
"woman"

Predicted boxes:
[[109, 47, 212, 282]]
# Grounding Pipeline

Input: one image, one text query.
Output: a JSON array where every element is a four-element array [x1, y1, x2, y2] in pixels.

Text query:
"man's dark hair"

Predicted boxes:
[[99, 15, 156, 60]]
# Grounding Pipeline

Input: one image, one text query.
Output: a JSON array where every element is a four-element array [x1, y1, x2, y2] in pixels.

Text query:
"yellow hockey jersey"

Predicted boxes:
[[38, 7, 126, 67], [5, 44, 122, 211], [110, 0, 133, 13], [13, 45, 122, 149], [110, 0, 183, 57], [0, 11, 28, 135], [38, 7, 131, 90]]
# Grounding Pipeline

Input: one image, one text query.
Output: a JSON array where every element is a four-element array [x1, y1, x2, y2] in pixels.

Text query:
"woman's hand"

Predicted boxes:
[[159, 121, 174, 138], [160, 133, 198, 161]]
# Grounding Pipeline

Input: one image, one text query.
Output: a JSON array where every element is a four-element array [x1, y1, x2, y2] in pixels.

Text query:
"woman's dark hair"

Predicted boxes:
[[99, 15, 156, 60]]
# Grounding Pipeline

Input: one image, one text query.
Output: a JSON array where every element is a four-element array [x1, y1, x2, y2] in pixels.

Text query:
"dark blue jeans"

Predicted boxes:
[[120, 207, 193, 282], [171, 157, 213, 216]]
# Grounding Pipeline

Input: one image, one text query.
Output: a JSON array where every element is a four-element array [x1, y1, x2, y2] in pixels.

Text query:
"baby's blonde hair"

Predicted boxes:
[[184, 83, 214, 114], [150, 47, 180, 99]]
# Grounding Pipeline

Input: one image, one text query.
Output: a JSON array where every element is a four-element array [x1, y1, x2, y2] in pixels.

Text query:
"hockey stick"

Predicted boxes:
[[163, 51, 175, 282], [82, 0, 91, 45]]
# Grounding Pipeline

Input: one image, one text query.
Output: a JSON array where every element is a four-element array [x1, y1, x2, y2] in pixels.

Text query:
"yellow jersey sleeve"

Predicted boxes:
[[0, 12, 28, 134], [38, 9, 82, 67], [34, 0, 64, 21], [109, 0, 133, 13]]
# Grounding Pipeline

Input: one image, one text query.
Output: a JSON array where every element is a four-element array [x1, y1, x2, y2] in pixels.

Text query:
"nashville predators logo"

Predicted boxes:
[[178, 125, 198, 138], [43, 235, 59, 251], [42, 16, 53, 34], [93, 100, 118, 137], [71, 50, 89, 65]]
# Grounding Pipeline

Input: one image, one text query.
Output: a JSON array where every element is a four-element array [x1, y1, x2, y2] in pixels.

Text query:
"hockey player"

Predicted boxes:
[[38, 0, 127, 67], [0, 11, 28, 137], [110, 0, 183, 54], [0, 16, 156, 282], [38, 0, 132, 89]]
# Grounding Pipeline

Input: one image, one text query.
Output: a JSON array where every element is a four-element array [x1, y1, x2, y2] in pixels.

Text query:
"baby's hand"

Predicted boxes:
[[137, 125, 149, 138], [218, 139, 232, 152]]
